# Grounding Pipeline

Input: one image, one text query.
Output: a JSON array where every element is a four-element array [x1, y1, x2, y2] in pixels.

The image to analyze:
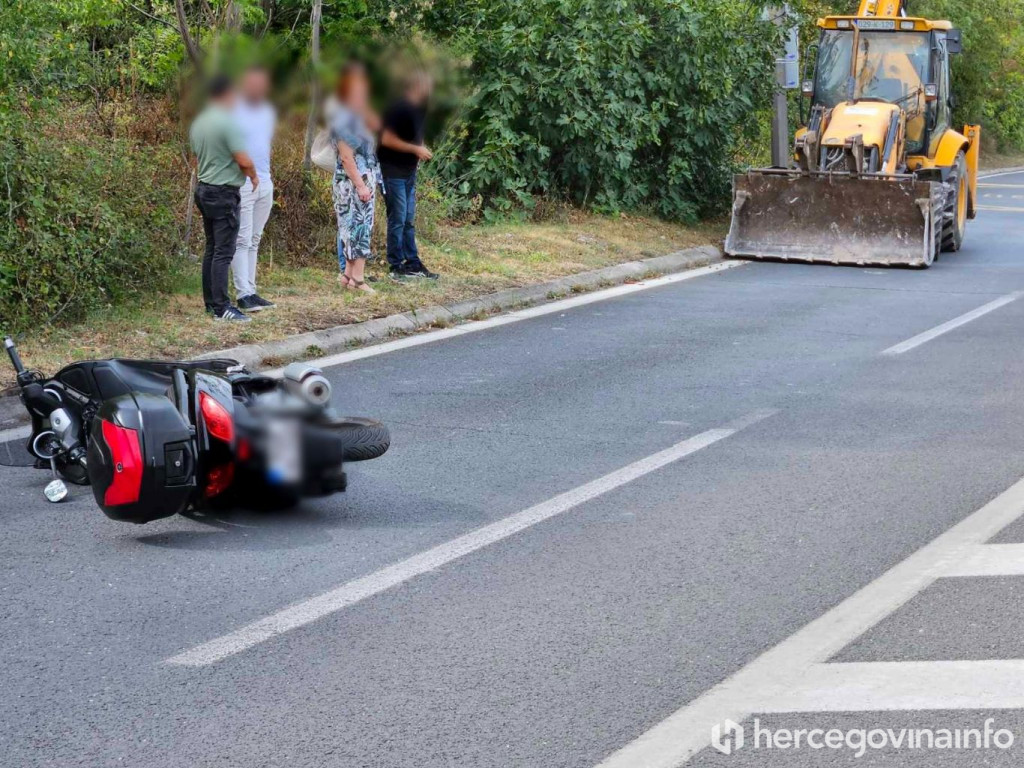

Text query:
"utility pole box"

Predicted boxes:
[[765, 4, 800, 167]]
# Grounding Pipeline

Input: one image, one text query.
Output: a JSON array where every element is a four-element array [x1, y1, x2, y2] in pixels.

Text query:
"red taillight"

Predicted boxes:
[[101, 420, 143, 506], [204, 462, 234, 498], [200, 391, 234, 444]]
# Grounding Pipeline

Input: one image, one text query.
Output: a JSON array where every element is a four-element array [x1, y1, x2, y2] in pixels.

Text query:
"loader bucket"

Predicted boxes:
[[724, 172, 941, 268]]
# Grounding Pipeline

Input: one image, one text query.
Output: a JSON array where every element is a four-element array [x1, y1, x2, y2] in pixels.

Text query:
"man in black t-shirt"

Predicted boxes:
[[379, 72, 438, 279]]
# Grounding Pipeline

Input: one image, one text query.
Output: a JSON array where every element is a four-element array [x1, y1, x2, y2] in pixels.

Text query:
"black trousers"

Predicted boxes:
[[194, 182, 241, 315]]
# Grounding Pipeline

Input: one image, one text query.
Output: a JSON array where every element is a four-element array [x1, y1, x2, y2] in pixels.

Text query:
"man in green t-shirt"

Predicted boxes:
[[189, 75, 259, 322]]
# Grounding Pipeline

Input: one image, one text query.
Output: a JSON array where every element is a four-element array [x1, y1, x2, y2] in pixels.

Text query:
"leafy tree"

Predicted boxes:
[[427, 0, 780, 220]]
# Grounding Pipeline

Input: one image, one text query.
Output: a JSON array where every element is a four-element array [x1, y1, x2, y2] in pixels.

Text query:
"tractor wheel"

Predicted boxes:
[[941, 151, 968, 253]]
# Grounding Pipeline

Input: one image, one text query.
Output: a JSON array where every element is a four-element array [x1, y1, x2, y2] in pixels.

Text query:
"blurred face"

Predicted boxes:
[[213, 88, 237, 108], [240, 69, 270, 103], [406, 74, 432, 105], [345, 73, 369, 109]]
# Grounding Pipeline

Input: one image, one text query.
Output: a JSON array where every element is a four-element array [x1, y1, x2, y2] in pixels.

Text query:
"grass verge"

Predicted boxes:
[[982, 152, 1024, 170], [4, 212, 720, 389]]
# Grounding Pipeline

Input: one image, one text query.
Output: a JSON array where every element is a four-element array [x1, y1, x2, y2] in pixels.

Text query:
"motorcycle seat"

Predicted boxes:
[[54, 358, 242, 402]]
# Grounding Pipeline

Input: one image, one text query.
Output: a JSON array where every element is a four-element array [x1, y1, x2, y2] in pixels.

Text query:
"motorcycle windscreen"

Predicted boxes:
[[725, 173, 939, 267]]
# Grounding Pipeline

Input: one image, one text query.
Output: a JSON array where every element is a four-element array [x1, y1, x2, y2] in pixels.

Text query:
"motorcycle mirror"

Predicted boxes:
[[44, 478, 69, 503]]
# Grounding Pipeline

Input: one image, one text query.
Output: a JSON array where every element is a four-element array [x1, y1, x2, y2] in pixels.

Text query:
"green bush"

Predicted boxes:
[[428, 0, 779, 221], [917, 0, 1024, 151], [0, 100, 181, 334]]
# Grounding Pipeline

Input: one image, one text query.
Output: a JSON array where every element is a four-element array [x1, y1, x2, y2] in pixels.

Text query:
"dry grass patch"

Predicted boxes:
[[5, 213, 720, 388], [982, 152, 1024, 170]]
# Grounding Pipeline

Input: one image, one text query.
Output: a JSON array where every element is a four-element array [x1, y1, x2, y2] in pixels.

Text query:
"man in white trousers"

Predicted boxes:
[[232, 65, 276, 312]]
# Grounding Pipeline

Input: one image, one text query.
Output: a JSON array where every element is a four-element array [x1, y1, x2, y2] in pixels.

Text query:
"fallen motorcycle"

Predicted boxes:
[[3, 336, 389, 522]]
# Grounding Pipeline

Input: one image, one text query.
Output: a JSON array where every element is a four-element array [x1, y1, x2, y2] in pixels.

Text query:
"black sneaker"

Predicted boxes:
[[237, 295, 264, 312], [389, 266, 411, 280], [215, 306, 252, 322], [404, 263, 439, 280], [251, 294, 275, 309]]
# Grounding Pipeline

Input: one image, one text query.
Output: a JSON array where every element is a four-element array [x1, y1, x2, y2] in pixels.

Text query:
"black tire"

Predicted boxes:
[[329, 417, 391, 462], [941, 151, 968, 253]]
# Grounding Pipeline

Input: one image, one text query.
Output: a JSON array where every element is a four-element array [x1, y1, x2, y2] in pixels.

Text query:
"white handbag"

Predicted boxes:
[[311, 129, 336, 173]]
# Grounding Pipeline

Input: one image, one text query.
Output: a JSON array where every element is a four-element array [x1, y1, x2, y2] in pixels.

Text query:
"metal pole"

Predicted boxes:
[[768, 3, 799, 168], [771, 75, 789, 168]]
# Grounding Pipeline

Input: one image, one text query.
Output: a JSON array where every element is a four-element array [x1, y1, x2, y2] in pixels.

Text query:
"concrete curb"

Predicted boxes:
[[0, 244, 723, 426], [196, 244, 724, 370]]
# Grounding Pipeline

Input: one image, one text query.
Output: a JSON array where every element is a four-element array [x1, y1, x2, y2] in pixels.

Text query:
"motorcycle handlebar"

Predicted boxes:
[[4, 336, 26, 375]]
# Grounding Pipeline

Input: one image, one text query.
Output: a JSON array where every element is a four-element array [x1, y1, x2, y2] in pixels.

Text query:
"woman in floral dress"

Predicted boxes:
[[331, 61, 380, 294]]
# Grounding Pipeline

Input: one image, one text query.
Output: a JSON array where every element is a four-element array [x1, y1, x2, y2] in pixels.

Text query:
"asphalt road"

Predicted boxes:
[[4, 170, 1024, 767]]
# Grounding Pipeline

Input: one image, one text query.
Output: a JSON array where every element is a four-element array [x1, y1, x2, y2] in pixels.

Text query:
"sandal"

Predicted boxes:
[[338, 273, 353, 288], [349, 278, 376, 295]]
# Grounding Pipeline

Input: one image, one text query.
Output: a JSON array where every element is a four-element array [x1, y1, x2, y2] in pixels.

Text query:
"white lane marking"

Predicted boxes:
[[165, 408, 777, 667], [978, 183, 1024, 189], [979, 168, 1024, 180], [943, 543, 1024, 577], [264, 261, 743, 377], [756, 660, 1024, 712], [977, 205, 1024, 213], [0, 424, 31, 443], [1, 262, 744, 439], [880, 292, 1021, 355], [595, 474, 1024, 768]]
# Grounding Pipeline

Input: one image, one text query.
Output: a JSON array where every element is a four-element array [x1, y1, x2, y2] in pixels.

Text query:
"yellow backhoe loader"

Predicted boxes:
[[725, 0, 980, 268]]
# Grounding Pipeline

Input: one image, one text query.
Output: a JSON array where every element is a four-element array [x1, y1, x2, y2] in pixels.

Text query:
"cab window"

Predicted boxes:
[[813, 29, 932, 153]]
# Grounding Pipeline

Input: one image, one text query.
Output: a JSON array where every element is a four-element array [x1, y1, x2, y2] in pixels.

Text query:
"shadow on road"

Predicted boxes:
[[129, 486, 488, 553]]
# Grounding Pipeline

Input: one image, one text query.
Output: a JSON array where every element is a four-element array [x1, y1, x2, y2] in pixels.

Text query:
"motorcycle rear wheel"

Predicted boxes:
[[325, 417, 391, 462]]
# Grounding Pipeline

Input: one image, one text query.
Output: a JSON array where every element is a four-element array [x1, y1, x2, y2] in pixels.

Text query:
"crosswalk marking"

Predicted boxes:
[[753, 661, 1024, 713], [942, 543, 1024, 577], [595, 475, 1024, 767]]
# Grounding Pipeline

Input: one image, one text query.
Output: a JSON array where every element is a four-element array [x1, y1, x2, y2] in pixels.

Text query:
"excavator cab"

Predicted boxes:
[[725, 2, 980, 268], [811, 25, 931, 160]]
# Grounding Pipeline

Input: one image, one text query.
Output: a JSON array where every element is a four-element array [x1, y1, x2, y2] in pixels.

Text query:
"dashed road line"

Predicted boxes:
[[594, 474, 1024, 768], [165, 408, 777, 667], [880, 292, 1021, 355]]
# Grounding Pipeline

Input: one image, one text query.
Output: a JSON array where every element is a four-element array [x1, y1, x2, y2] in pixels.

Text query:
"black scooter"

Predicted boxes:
[[3, 337, 389, 522]]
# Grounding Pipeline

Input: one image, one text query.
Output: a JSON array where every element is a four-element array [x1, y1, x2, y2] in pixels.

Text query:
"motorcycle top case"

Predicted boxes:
[[86, 392, 196, 523]]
